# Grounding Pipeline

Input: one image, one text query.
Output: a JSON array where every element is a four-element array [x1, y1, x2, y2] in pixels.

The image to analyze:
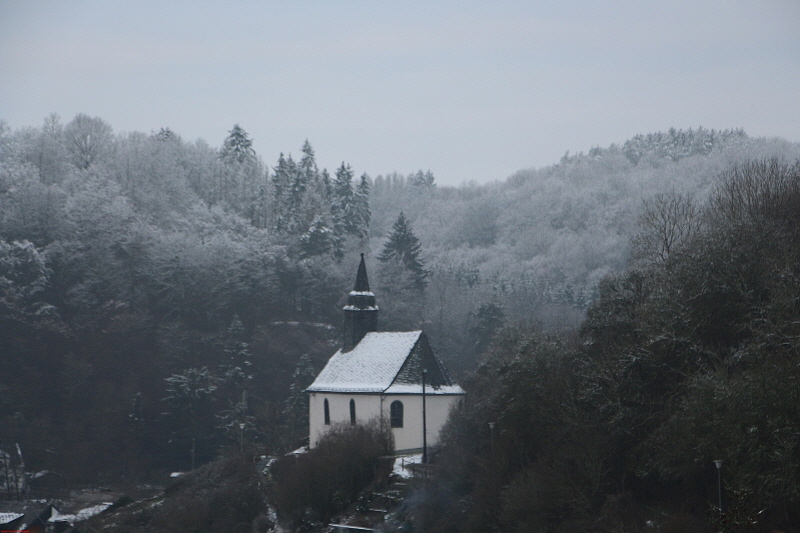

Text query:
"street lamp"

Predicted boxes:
[[422, 369, 428, 464], [714, 460, 723, 512], [488, 422, 495, 455], [239, 422, 245, 451]]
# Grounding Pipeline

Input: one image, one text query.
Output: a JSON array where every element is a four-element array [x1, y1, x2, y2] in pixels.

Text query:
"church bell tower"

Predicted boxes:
[[342, 254, 379, 351]]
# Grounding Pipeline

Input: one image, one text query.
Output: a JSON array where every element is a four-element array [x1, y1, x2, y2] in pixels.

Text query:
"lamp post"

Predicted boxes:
[[488, 422, 495, 456], [422, 369, 428, 464], [239, 422, 245, 451], [714, 460, 723, 512]]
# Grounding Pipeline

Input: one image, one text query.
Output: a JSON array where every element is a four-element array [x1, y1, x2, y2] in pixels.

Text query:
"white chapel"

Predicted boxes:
[[306, 255, 464, 453]]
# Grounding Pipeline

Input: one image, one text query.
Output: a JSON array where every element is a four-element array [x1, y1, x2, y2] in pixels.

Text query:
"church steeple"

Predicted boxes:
[[343, 253, 378, 351]]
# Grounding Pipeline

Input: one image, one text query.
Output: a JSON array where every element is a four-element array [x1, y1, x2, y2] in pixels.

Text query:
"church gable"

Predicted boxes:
[[390, 332, 456, 390]]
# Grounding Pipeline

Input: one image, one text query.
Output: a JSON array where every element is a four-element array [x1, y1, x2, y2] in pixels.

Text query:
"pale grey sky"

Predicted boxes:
[[2, 1, 799, 185]]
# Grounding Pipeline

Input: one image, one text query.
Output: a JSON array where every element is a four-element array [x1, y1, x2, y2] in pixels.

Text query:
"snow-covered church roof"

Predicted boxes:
[[307, 330, 463, 395]]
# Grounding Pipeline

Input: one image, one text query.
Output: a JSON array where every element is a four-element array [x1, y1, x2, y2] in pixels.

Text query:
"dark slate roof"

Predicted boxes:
[[307, 331, 463, 395]]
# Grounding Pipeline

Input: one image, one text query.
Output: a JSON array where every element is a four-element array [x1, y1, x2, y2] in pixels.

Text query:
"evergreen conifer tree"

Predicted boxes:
[[220, 124, 255, 164], [410, 169, 435, 190], [299, 140, 318, 183], [378, 211, 429, 289], [299, 216, 334, 258], [332, 162, 356, 232], [354, 173, 371, 240], [320, 168, 333, 199], [272, 153, 297, 232]]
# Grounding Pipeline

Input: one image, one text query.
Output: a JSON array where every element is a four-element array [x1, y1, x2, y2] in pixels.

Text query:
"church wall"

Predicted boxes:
[[382, 393, 462, 453], [308, 392, 383, 448], [309, 391, 463, 452]]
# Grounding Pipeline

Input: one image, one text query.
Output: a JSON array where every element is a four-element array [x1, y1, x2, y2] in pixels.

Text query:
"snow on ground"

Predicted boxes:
[[392, 453, 423, 479]]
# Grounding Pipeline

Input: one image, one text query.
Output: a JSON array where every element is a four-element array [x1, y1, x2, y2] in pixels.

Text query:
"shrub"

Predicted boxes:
[[272, 418, 394, 529]]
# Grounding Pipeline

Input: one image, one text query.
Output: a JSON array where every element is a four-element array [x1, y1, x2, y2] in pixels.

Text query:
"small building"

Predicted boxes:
[[0, 502, 53, 533], [0, 512, 26, 532], [307, 255, 464, 453]]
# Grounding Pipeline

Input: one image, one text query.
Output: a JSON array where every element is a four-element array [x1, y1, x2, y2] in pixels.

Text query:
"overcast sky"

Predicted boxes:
[[1, 1, 799, 186]]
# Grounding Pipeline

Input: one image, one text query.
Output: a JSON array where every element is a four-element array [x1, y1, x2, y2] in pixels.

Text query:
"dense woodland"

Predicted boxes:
[[412, 159, 800, 533], [2, 114, 800, 531]]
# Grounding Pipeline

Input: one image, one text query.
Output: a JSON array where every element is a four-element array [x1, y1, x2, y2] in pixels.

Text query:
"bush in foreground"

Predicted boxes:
[[272, 419, 394, 530]]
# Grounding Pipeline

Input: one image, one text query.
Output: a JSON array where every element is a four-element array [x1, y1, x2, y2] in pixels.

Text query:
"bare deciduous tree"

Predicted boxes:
[[632, 191, 700, 265]]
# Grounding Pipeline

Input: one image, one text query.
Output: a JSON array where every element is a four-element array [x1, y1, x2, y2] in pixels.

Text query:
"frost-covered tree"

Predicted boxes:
[[332, 162, 356, 232], [378, 211, 429, 290], [410, 169, 435, 190], [354, 173, 371, 240], [218, 125, 265, 223], [272, 152, 296, 233], [329, 163, 370, 246], [33, 113, 68, 185], [622, 127, 748, 165], [299, 140, 318, 185], [63, 113, 113, 170], [299, 216, 334, 259], [0, 240, 57, 321], [320, 168, 333, 198], [219, 124, 255, 164]]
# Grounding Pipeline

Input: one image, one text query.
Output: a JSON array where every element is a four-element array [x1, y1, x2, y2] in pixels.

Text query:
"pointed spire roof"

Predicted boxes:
[[353, 253, 370, 292], [342, 254, 379, 351], [345, 253, 377, 309]]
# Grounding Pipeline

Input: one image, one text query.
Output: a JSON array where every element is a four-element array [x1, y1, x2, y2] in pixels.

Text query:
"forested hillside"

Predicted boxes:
[[370, 127, 800, 374], [411, 158, 800, 533], [1, 114, 798, 490]]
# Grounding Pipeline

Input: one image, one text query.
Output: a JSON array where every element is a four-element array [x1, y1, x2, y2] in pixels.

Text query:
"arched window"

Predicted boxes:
[[323, 399, 330, 425], [390, 400, 403, 428], [350, 399, 356, 425]]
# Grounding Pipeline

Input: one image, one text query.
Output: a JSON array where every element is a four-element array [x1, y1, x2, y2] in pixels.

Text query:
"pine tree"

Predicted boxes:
[[219, 124, 255, 164], [354, 173, 371, 240], [155, 127, 176, 142], [329, 163, 357, 258], [299, 140, 318, 184], [297, 140, 334, 237], [218, 125, 264, 222], [288, 159, 307, 230], [272, 153, 297, 232], [321, 168, 333, 199], [281, 354, 317, 448], [410, 169, 435, 190], [332, 162, 356, 231], [299, 215, 334, 258], [378, 211, 429, 290]]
